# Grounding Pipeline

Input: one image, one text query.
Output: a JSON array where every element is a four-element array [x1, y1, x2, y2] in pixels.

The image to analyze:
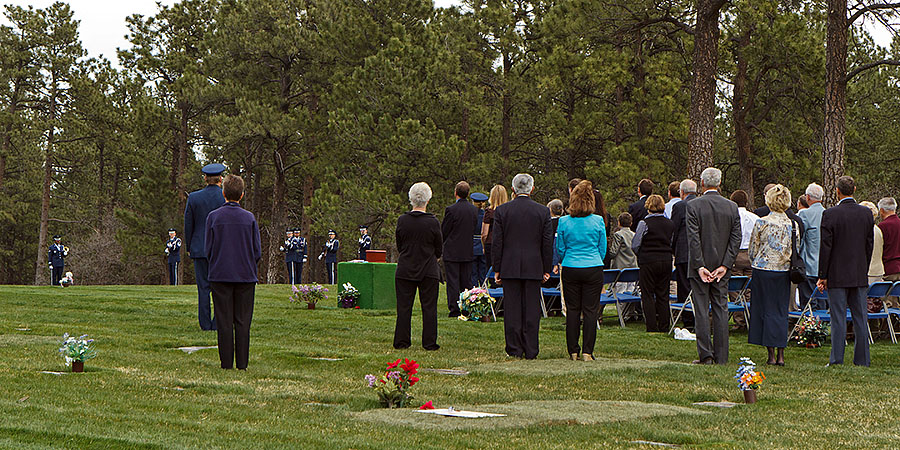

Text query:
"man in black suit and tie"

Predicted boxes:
[[671, 179, 698, 330], [493, 173, 553, 359], [627, 179, 654, 231], [686, 168, 742, 365], [442, 181, 479, 317], [817, 176, 874, 367]]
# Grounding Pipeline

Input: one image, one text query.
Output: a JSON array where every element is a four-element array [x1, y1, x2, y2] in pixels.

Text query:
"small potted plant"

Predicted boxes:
[[735, 357, 765, 403], [364, 358, 420, 408], [58, 333, 97, 373], [338, 282, 360, 308], [457, 288, 496, 322], [793, 316, 829, 348], [290, 284, 328, 309]]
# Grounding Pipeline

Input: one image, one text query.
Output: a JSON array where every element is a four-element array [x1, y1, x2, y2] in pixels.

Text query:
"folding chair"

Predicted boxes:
[[539, 273, 562, 318], [867, 282, 895, 343], [613, 268, 642, 322], [727, 276, 751, 324], [788, 288, 829, 340], [668, 269, 691, 334], [598, 269, 623, 326], [483, 266, 503, 318], [884, 282, 900, 343]]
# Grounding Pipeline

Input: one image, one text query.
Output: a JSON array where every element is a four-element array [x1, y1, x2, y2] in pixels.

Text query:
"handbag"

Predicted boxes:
[[789, 219, 807, 284]]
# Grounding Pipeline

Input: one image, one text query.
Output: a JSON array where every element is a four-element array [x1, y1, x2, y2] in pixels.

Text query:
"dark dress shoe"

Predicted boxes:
[[691, 357, 714, 365]]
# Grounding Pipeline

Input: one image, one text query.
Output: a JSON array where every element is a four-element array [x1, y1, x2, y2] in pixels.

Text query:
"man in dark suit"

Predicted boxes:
[[184, 163, 226, 331], [670, 179, 698, 330], [442, 181, 479, 317], [205, 175, 261, 370], [686, 167, 742, 365], [493, 173, 553, 359], [817, 176, 874, 367], [627, 178, 654, 231]]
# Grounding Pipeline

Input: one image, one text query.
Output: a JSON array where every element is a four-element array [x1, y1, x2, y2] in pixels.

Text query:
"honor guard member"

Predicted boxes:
[[358, 225, 372, 260], [165, 228, 182, 285], [184, 163, 226, 330], [293, 228, 308, 283], [279, 227, 297, 284], [319, 230, 340, 284], [470, 192, 489, 285], [48, 235, 68, 286]]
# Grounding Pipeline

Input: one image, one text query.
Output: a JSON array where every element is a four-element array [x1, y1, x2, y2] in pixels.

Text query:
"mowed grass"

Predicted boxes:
[[1, 285, 900, 449]]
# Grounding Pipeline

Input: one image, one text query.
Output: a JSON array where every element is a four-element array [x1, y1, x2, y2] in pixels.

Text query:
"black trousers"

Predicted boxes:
[[561, 266, 603, 355], [210, 282, 256, 369], [502, 278, 542, 359], [293, 261, 303, 284], [168, 262, 178, 285], [51, 266, 63, 286], [193, 258, 216, 331], [640, 260, 672, 332], [326, 262, 337, 284], [444, 261, 473, 316], [674, 262, 695, 329], [285, 261, 295, 284], [393, 277, 440, 350]]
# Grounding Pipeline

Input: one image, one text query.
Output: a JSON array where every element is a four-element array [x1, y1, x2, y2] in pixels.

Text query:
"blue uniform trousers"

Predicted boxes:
[[193, 258, 216, 330]]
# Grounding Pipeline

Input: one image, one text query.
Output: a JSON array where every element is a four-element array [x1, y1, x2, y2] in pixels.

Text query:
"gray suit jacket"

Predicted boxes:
[[686, 190, 742, 279]]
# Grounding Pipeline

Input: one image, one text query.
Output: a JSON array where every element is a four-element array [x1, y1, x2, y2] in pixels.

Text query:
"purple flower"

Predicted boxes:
[[365, 374, 377, 387]]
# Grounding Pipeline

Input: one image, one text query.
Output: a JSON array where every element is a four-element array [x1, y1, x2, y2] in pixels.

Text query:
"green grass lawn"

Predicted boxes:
[[2, 285, 899, 449]]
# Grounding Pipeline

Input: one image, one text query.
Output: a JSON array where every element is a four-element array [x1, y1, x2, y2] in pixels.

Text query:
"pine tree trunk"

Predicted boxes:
[[267, 146, 287, 284], [733, 31, 755, 208], [35, 80, 57, 285], [687, 0, 726, 179], [501, 52, 512, 182], [823, 0, 848, 207]]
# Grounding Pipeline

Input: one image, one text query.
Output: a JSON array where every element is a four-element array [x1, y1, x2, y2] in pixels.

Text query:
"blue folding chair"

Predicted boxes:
[[483, 266, 503, 318], [727, 276, 751, 324], [789, 287, 829, 340], [885, 282, 900, 343], [540, 273, 562, 318], [598, 269, 624, 326], [867, 282, 895, 343]]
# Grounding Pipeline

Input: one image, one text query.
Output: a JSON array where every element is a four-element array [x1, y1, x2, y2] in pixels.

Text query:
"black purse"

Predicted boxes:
[[789, 219, 807, 284]]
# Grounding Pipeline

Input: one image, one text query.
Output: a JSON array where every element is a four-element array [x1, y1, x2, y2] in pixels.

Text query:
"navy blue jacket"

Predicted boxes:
[[473, 208, 485, 256], [205, 202, 261, 283], [818, 198, 874, 288], [281, 237, 296, 263], [184, 185, 225, 259], [358, 234, 372, 260], [324, 239, 339, 263], [442, 198, 478, 262], [48, 243, 66, 268], [294, 237, 308, 262], [166, 237, 182, 263]]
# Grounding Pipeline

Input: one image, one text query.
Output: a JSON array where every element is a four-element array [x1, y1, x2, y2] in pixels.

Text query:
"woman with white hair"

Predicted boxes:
[[748, 184, 799, 366], [393, 182, 443, 351]]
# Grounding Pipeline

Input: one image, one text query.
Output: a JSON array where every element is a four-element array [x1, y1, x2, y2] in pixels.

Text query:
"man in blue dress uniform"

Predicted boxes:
[[319, 230, 339, 284], [48, 235, 68, 286], [357, 225, 372, 260], [165, 228, 182, 285], [184, 163, 226, 330], [279, 227, 297, 284], [293, 228, 308, 283], [470, 192, 489, 285]]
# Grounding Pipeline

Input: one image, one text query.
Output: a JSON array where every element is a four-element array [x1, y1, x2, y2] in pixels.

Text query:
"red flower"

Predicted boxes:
[[409, 376, 419, 386], [419, 400, 434, 409], [400, 359, 419, 375], [354, 306, 360, 309], [387, 358, 401, 370]]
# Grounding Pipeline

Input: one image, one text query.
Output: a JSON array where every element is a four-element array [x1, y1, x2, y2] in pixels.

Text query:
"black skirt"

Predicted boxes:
[[748, 268, 790, 348]]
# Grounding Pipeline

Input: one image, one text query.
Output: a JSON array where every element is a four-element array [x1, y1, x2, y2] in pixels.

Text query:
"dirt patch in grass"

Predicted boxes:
[[354, 400, 705, 431], [472, 357, 688, 376]]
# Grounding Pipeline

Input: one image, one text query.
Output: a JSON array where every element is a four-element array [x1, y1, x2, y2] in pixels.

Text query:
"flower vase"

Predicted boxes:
[[307, 303, 316, 310], [743, 389, 757, 404], [480, 315, 493, 323], [72, 361, 84, 373]]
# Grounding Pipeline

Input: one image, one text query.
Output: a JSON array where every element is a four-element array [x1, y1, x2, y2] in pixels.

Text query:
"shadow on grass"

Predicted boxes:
[[472, 357, 689, 376]]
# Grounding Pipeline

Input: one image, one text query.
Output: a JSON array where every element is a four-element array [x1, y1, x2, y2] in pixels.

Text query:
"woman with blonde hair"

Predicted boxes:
[[556, 180, 607, 361], [482, 185, 509, 274], [860, 201, 885, 285], [748, 184, 798, 366]]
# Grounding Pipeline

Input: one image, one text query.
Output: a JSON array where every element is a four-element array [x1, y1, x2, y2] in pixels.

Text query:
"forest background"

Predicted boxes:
[[2, 0, 900, 286]]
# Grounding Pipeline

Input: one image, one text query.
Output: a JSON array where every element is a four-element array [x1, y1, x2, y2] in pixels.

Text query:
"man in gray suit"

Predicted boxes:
[[686, 167, 742, 365]]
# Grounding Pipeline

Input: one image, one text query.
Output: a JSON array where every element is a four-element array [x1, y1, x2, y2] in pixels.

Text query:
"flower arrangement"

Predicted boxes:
[[457, 287, 496, 322], [734, 357, 765, 391], [58, 333, 97, 366], [364, 358, 420, 408], [290, 284, 328, 307], [338, 282, 360, 308], [793, 315, 830, 348]]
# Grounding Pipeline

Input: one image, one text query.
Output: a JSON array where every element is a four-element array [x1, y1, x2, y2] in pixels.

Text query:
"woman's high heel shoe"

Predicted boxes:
[[582, 353, 595, 362], [570, 353, 579, 361]]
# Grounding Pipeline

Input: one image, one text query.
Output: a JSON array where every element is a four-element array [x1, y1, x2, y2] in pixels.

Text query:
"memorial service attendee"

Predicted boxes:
[[393, 182, 442, 351], [357, 225, 372, 260], [686, 167, 742, 365], [730, 190, 759, 329], [798, 194, 809, 210], [664, 181, 681, 218], [205, 175, 261, 370], [633, 194, 674, 332], [817, 176, 874, 367], [556, 181, 606, 360], [292, 228, 308, 284], [798, 183, 825, 310], [471, 192, 489, 286], [671, 179, 698, 330], [878, 198, 900, 306], [860, 202, 885, 286], [165, 228, 182, 285], [320, 231, 339, 284], [280, 228, 298, 284], [493, 173, 553, 359], [547, 199, 564, 271], [628, 178, 653, 231], [609, 213, 637, 272], [442, 181, 479, 317], [184, 163, 226, 331], [747, 185, 796, 366], [481, 185, 509, 276], [48, 235, 68, 286]]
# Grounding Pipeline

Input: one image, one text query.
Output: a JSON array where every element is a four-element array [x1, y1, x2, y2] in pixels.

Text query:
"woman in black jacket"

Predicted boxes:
[[393, 182, 443, 350], [632, 194, 675, 332]]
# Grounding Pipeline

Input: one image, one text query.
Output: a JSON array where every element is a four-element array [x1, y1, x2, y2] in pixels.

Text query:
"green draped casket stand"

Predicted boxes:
[[337, 262, 396, 309]]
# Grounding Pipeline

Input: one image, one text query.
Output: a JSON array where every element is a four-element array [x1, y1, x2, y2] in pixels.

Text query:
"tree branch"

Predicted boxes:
[[849, 3, 900, 24], [847, 59, 900, 80]]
